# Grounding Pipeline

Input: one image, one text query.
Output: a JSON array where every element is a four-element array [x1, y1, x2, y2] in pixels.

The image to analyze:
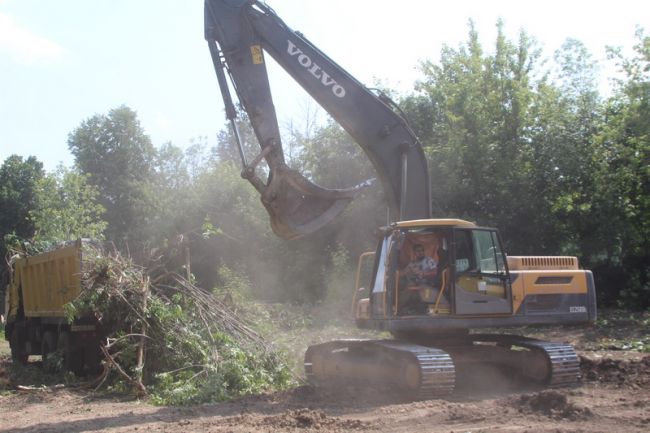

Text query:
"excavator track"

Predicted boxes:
[[305, 335, 579, 400], [517, 339, 581, 387], [304, 339, 455, 400], [463, 334, 581, 387]]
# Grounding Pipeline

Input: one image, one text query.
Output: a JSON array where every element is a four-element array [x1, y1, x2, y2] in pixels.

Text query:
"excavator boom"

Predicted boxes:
[[205, 0, 430, 238]]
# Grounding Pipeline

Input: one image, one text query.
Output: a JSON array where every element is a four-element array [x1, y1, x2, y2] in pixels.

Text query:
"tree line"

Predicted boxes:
[[1, 24, 648, 308]]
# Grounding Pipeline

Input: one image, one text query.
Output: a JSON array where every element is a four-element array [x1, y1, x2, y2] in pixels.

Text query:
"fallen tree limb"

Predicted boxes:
[[99, 344, 146, 397]]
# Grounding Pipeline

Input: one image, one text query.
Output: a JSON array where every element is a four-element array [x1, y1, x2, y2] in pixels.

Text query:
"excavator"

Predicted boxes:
[[204, 0, 597, 398]]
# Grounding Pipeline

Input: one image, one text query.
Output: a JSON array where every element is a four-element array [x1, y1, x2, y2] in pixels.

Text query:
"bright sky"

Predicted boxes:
[[1, 0, 647, 171]]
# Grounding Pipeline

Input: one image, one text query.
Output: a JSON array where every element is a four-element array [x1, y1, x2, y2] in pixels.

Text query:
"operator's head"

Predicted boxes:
[[413, 244, 425, 259]]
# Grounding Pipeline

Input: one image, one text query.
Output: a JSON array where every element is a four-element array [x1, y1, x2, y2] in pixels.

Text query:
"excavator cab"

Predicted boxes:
[[354, 217, 597, 335], [354, 219, 513, 328]]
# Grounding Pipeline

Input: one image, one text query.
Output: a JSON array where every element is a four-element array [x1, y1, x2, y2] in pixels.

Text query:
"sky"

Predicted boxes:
[[1, 0, 648, 171]]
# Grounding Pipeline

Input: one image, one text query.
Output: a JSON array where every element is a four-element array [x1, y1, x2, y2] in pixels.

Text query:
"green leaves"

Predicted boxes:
[[68, 105, 156, 243], [30, 165, 107, 245], [201, 217, 223, 240], [411, 22, 545, 243], [0, 155, 44, 255]]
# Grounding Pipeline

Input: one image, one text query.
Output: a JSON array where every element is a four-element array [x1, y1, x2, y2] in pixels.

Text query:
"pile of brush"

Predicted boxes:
[[73, 244, 293, 404]]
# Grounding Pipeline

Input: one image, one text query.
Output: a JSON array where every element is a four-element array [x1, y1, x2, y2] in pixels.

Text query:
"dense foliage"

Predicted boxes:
[[1, 25, 648, 312], [68, 106, 157, 244], [0, 155, 43, 259]]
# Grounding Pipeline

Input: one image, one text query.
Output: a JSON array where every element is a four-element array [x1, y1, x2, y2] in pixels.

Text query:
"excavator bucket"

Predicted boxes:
[[251, 164, 371, 240]]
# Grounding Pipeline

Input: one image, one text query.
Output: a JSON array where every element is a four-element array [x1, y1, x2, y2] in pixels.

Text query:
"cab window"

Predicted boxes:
[[456, 229, 506, 275], [473, 230, 506, 274]]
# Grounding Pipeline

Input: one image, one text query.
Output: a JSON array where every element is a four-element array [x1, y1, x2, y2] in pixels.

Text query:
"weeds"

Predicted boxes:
[[5, 358, 80, 389], [590, 309, 650, 352]]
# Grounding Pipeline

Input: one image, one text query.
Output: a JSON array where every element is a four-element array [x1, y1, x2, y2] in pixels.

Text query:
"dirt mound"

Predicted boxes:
[[258, 409, 368, 431], [581, 355, 650, 387], [511, 390, 592, 420]]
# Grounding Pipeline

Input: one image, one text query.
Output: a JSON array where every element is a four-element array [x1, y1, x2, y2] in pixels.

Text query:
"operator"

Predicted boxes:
[[400, 244, 438, 314], [405, 244, 438, 287]]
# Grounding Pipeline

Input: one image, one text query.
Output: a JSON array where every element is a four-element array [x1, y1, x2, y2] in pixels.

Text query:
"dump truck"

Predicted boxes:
[[3, 240, 103, 373]]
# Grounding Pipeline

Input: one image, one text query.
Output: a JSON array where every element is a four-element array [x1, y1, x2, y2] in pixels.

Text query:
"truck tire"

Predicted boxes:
[[41, 331, 58, 372], [10, 329, 29, 365], [57, 331, 84, 375], [84, 343, 104, 375]]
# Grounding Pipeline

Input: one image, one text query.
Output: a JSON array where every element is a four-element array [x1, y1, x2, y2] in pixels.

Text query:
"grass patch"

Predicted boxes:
[[588, 309, 650, 352]]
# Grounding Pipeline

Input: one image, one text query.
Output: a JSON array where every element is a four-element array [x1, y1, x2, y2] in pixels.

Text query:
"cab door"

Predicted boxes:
[[453, 229, 512, 315], [369, 235, 391, 318]]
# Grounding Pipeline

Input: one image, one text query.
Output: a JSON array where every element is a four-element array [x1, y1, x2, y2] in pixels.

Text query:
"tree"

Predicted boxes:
[[30, 166, 107, 245], [0, 155, 44, 253], [527, 38, 603, 256], [590, 28, 650, 306], [408, 21, 546, 252], [68, 105, 156, 243]]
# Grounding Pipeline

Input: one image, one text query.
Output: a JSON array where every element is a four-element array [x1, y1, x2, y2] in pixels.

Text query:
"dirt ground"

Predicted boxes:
[[1, 325, 649, 433]]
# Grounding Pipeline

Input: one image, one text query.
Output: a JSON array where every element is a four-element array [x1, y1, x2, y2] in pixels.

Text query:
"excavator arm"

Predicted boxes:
[[205, 0, 431, 239]]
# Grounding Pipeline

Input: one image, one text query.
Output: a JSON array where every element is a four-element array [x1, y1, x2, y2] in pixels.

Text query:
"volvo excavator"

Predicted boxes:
[[204, 0, 597, 398]]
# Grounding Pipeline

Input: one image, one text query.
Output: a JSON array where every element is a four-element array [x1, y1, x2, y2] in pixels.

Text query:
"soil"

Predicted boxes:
[[1, 327, 649, 432]]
